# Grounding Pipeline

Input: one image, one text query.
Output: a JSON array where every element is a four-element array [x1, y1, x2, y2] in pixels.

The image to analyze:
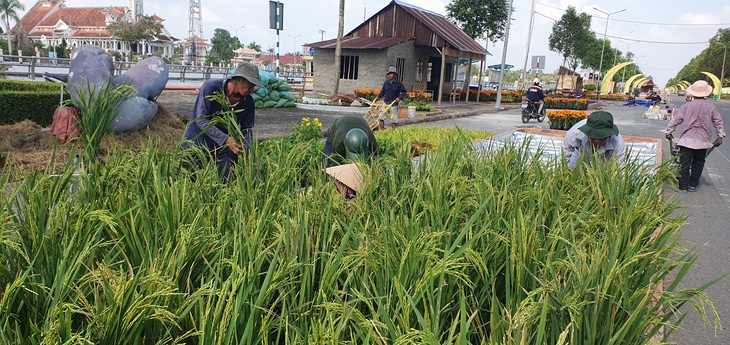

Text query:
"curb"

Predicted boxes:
[[394, 104, 519, 126]]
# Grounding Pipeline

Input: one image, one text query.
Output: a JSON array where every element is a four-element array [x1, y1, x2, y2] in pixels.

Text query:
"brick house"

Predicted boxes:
[[304, 0, 488, 103], [15, 0, 177, 59]]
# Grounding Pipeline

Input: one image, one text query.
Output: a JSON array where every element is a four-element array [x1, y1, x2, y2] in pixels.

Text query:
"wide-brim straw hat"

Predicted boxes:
[[325, 163, 364, 194], [686, 80, 713, 98]]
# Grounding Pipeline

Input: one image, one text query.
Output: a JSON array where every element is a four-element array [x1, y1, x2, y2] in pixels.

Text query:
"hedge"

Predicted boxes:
[[0, 91, 63, 127], [0, 80, 64, 127]]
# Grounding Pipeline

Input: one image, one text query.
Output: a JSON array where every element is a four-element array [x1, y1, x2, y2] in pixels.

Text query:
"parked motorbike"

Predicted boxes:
[[521, 100, 546, 123], [685, 94, 692, 102]]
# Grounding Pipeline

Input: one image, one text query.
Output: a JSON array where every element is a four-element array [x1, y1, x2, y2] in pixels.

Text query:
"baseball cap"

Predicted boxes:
[[228, 62, 263, 87]]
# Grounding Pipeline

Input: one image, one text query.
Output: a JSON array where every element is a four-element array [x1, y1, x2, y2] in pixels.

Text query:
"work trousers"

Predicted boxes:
[[677, 146, 707, 190]]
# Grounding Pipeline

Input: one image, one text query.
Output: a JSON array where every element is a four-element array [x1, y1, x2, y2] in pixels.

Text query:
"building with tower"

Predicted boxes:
[[15, 0, 178, 60]]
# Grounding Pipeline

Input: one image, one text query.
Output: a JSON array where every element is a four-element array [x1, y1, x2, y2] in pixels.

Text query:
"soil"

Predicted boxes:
[[0, 90, 351, 173]]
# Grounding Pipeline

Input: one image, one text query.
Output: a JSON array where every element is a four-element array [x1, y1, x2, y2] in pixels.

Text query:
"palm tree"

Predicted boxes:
[[0, 0, 25, 57]]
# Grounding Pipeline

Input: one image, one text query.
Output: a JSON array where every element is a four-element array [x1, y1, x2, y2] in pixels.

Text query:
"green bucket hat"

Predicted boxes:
[[579, 111, 619, 139], [344, 128, 369, 161]]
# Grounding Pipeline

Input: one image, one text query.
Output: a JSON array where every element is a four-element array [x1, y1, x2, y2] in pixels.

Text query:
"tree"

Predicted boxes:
[[210, 28, 238, 63], [0, 0, 24, 55], [548, 6, 592, 88], [446, 0, 510, 88], [247, 41, 261, 52], [333, 0, 344, 95], [107, 15, 163, 55], [265, 46, 275, 55], [446, 0, 509, 41]]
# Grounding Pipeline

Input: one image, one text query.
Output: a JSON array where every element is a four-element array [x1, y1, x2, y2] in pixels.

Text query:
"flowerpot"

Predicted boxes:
[[407, 106, 417, 118], [398, 106, 408, 118]]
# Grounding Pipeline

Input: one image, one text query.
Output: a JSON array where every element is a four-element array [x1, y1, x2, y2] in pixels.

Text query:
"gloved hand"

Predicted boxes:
[[713, 137, 723, 147]]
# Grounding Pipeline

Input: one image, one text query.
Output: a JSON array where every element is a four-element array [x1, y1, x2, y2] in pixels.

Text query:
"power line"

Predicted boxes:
[[535, 12, 712, 45], [536, 2, 730, 26]]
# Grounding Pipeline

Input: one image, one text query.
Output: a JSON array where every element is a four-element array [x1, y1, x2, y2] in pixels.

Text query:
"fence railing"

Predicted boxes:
[[0, 54, 312, 88]]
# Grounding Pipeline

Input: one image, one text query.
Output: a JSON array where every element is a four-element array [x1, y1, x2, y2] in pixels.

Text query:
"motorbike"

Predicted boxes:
[[521, 100, 546, 123], [685, 94, 692, 102]]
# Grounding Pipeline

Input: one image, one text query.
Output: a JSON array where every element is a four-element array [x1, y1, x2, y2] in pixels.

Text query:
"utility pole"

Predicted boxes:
[[521, 0, 536, 90], [593, 7, 625, 103], [495, 0, 514, 109]]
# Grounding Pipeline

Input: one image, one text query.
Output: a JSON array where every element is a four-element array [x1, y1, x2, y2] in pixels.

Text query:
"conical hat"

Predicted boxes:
[[325, 163, 364, 194]]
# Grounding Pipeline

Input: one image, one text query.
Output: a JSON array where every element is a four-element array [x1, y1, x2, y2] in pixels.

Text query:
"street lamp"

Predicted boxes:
[[620, 39, 639, 83], [289, 34, 302, 54], [228, 25, 245, 44], [593, 7, 626, 102], [712, 41, 727, 96], [318, 29, 326, 41], [613, 31, 633, 66]]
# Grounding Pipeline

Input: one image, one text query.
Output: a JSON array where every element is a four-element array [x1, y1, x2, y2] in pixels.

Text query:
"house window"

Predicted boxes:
[[340, 55, 359, 80], [445, 63, 453, 82], [416, 60, 423, 83], [427, 62, 432, 82], [396, 58, 405, 82]]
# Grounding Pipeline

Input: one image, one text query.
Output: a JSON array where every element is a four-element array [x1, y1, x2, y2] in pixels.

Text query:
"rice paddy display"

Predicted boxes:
[[0, 126, 722, 344]]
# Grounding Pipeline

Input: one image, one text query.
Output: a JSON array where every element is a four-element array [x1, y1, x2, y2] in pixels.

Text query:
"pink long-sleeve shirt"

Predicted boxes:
[[663, 99, 725, 149]]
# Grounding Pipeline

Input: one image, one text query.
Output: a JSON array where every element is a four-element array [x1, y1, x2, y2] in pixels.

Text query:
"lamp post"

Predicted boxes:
[[620, 40, 639, 83], [289, 34, 302, 54], [318, 29, 326, 41], [713, 41, 727, 96], [229, 25, 245, 45], [613, 31, 633, 66], [593, 7, 626, 102]]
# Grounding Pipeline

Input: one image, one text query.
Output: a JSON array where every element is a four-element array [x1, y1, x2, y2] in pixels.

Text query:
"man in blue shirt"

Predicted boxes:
[[562, 111, 626, 170], [375, 66, 407, 128], [525, 78, 545, 114], [182, 62, 263, 180]]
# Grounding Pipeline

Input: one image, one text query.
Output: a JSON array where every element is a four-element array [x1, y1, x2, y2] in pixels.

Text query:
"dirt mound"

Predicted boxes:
[[0, 105, 186, 173]]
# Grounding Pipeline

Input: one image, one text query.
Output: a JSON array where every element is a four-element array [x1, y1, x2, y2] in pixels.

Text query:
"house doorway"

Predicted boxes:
[[427, 56, 441, 95]]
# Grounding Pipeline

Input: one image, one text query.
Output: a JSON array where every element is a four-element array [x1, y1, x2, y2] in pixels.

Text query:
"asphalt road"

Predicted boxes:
[[416, 96, 730, 344]]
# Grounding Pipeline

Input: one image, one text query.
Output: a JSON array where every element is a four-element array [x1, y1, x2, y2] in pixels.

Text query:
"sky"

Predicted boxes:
[[15, 0, 730, 87]]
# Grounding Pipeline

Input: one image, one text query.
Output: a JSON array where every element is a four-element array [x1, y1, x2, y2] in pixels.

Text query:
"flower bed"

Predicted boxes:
[[460, 89, 523, 102], [544, 97, 589, 110], [547, 109, 589, 130]]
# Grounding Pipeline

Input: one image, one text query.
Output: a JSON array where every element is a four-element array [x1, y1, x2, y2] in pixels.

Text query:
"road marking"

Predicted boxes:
[[708, 168, 730, 212]]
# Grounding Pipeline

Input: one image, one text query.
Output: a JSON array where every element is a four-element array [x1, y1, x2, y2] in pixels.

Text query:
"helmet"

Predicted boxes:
[[533, 78, 541, 85], [344, 128, 369, 161]]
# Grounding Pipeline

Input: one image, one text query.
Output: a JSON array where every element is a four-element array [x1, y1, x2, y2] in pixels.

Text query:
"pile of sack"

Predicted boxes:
[[251, 71, 297, 108], [643, 105, 673, 121]]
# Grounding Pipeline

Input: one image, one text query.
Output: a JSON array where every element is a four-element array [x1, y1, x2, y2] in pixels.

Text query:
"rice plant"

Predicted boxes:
[[0, 128, 724, 344], [67, 77, 137, 163]]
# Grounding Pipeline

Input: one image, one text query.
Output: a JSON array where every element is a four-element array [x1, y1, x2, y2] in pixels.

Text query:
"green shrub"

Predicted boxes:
[[0, 80, 65, 126], [0, 90, 63, 126], [0, 79, 63, 92]]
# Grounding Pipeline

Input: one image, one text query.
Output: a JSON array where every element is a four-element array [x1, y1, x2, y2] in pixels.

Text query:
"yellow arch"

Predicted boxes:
[[600, 62, 634, 94], [632, 78, 651, 91], [623, 74, 644, 94], [679, 80, 692, 89], [700, 72, 721, 96]]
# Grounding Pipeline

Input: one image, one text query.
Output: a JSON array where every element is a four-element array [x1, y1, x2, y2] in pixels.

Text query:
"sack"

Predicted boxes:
[[50, 106, 81, 143]]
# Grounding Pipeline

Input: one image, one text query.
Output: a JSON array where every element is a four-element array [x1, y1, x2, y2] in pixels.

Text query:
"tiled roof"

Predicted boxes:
[[305, 37, 413, 50], [36, 7, 125, 27], [17, 0, 63, 33], [69, 29, 110, 38], [234, 48, 260, 55], [258, 54, 303, 64]]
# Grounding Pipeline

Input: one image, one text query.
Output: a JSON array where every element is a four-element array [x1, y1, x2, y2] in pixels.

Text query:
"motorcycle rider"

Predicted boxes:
[[526, 78, 546, 114]]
